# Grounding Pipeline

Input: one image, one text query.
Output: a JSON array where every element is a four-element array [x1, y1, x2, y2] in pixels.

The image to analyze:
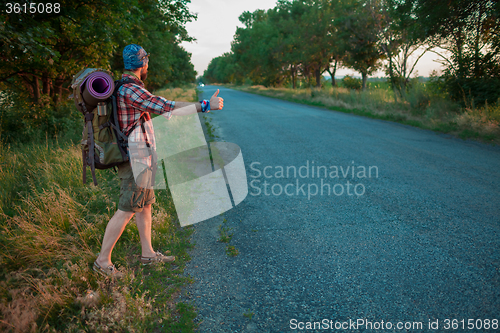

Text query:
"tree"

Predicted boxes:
[[273, 0, 303, 88], [298, 0, 336, 87], [340, 0, 384, 90], [377, 0, 430, 99], [230, 0, 341, 88], [0, 0, 196, 106], [232, 8, 287, 86], [323, 0, 348, 87], [413, 0, 500, 104], [203, 53, 242, 84]]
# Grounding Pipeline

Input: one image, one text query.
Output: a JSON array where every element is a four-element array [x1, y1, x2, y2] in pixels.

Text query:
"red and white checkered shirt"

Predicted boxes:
[[117, 73, 175, 165], [117, 73, 174, 135]]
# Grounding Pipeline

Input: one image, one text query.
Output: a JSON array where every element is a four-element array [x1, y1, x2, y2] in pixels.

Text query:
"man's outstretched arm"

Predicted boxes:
[[171, 89, 224, 115]]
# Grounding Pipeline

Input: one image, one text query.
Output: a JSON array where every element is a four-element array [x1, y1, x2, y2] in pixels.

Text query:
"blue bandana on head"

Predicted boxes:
[[123, 44, 149, 70]]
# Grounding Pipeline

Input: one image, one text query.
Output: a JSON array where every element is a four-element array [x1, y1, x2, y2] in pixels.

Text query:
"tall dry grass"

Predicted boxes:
[[0, 141, 131, 331], [155, 84, 198, 103], [455, 102, 500, 139], [0, 85, 199, 332]]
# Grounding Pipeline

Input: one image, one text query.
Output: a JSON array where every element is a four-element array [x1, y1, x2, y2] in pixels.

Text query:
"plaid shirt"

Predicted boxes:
[[117, 73, 175, 165]]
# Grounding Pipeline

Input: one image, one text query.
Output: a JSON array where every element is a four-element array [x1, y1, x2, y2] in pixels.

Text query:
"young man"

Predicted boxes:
[[94, 44, 224, 278]]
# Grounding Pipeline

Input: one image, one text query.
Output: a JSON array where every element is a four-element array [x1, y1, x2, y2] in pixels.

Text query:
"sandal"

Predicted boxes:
[[140, 251, 175, 265], [93, 261, 124, 279]]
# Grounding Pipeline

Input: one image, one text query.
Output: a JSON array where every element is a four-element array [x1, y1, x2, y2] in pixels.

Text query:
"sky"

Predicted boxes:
[[180, 0, 445, 79]]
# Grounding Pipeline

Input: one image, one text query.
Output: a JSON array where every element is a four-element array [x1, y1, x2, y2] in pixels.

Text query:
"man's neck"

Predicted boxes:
[[124, 70, 141, 81]]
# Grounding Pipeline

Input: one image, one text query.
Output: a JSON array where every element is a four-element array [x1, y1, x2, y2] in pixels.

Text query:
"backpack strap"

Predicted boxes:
[[124, 112, 147, 137], [110, 77, 138, 161], [81, 101, 98, 186], [82, 140, 87, 184], [113, 78, 151, 150], [113, 77, 146, 138], [112, 78, 155, 181], [113, 78, 147, 132], [111, 94, 130, 163]]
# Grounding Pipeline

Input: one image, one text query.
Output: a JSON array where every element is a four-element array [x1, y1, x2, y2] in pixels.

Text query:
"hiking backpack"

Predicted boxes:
[[71, 68, 146, 185]]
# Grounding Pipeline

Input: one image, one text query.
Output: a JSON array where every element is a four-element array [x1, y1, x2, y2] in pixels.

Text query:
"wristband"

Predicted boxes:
[[200, 100, 210, 113]]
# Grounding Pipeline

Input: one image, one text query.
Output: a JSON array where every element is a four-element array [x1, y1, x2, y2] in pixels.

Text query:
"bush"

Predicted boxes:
[[406, 81, 431, 114], [342, 75, 363, 90], [0, 90, 81, 144], [427, 70, 448, 99], [446, 76, 500, 107]]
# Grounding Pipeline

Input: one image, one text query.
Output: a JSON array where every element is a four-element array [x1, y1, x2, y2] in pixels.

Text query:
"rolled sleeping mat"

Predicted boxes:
[[81, 71, 115, 108]]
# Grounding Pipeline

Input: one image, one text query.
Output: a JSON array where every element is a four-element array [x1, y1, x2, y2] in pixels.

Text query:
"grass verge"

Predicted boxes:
[[201, 108, 239, 258], [0, 85, 199, 332]]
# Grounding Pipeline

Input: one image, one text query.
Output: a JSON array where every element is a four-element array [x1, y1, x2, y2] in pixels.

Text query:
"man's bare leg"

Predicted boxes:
[[96, 209, 135, 268], [135, 204, 156, 257]]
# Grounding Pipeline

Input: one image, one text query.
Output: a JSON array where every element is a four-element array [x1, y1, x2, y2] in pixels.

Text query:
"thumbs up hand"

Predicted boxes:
[[209, 89, 224, 110]]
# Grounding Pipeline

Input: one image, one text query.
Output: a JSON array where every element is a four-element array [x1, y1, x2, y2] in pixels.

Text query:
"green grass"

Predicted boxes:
[[204, 118, 219, 140], [228, 84, 500, 145], [202, 112, 240, 258], [0, 84, 201, 332], [218, 225, 233, 243], [217, 218, 239, 257], [243, 309, 254, 320], [225, 245, 239, 257]]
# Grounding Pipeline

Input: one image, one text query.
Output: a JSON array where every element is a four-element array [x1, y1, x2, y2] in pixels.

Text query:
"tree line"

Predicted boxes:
[[0, 0, 197, 108], [204, 0, 500, 105]]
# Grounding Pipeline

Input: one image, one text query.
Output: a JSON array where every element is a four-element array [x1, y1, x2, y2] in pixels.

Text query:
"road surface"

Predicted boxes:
[[179, 86, 500, 332]]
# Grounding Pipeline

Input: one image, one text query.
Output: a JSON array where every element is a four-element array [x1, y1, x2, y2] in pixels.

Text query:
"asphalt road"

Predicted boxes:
[[179, 85, 500, 333]]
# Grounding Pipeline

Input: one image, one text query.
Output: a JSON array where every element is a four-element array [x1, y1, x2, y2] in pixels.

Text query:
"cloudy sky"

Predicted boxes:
[[180, 0, 444, 78]]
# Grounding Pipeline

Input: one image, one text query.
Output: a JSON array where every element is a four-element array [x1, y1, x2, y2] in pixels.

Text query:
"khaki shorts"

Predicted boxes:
[[117, 162, 155, 212]]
